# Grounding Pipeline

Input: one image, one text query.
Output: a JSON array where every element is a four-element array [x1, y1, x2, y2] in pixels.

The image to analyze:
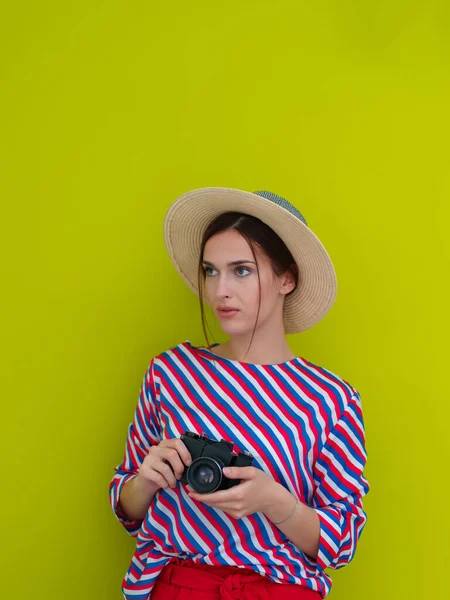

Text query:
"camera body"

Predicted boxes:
[[179, 431, 254, 494]]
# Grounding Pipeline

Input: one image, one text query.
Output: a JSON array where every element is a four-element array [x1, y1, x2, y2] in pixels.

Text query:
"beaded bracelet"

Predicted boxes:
[[272, 495, 299, 525]]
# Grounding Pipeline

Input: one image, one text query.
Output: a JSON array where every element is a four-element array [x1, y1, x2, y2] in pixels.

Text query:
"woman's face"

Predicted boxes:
[[202, 229, 295, 336]]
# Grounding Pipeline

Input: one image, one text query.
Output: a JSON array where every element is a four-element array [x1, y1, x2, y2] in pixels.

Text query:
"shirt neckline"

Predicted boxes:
[[185, 340, 302, 368]]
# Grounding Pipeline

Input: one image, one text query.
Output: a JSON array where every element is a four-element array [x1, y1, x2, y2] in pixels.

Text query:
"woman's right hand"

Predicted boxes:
[[137, 438, 192, 490]]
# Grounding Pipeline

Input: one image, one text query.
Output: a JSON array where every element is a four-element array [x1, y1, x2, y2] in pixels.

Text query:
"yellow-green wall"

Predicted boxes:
[[1, 2, 448, 598]]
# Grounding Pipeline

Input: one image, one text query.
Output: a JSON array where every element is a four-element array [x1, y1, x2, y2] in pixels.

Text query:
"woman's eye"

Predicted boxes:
[[203, 266, 250, 277]]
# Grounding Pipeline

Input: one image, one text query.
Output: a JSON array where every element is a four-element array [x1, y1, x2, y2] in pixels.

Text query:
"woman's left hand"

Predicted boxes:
[[186, 466, 278, 519]]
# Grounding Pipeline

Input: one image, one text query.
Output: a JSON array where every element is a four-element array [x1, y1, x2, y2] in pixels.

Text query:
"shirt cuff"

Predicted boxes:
[[109, 472, 144, 537]]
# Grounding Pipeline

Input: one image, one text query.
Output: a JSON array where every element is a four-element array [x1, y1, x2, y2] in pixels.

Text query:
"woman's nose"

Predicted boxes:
[[216, 274, 232, 298]]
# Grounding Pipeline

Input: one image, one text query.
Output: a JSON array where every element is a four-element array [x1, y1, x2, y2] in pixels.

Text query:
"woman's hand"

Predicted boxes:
[[137, 438, 192, 490], [187, 466, 279, 519]]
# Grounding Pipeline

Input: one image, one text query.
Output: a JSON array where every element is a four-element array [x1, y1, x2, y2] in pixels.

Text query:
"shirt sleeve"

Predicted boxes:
[[311, 391, 370, 573], [108, 358, 162, 537]]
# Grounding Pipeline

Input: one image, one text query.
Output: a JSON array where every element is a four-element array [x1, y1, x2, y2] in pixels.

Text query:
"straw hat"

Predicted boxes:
[[163, 187, 337, 334]]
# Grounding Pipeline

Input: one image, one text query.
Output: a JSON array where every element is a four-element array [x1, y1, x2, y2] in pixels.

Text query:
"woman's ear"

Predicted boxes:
[[280, 267, 297, 295]]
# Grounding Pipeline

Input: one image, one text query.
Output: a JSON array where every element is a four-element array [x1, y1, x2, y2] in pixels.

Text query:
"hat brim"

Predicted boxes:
[[163, 187, 337, 334]]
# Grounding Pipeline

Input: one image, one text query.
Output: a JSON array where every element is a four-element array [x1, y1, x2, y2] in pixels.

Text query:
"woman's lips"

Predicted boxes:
[[217, 309, 240, 318]]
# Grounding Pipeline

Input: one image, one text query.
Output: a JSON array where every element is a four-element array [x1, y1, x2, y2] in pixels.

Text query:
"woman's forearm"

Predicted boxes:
[[263, 482, 321, 559], [118, 474, 160, 520]]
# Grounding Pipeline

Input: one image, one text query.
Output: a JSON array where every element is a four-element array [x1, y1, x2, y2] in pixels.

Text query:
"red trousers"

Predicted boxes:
[[151, 557, 322, 599]]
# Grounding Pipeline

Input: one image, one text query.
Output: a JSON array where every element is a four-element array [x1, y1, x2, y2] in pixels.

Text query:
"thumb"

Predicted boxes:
[[223, 466, 254, 479]]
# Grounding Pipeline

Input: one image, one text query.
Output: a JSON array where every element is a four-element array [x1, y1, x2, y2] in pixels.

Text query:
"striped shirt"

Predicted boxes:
[[109, 340, 369, 599]]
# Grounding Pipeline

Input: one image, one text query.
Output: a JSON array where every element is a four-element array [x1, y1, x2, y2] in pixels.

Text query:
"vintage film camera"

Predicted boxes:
[[176, 431, 254, 494]]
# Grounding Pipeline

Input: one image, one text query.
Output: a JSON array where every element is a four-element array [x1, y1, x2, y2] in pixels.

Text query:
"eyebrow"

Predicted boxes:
[[202, 259, 256, 267]]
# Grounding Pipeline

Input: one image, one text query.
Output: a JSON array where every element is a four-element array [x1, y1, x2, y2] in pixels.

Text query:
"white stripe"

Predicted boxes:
[[177, 487, 238, 565], [333, 432, 365, 472], [251, 514, 313, 580], [168, 489, 216, 553], [134, 401, 153, 450], [257, 365, 320, 499], [314, 451, 355, 499], [175, 346, 299, 493], [320, 445, 363, 491], [154, 501, 195, 554], [283, 363, 329, 442], [158, 388, 199, 438], [246, 514, 308, 583], [316, 507, 342, 539], [236, 517, 289, 576], [295, 358, 351, 425], [112, 343, 367, 597], [320, 526, 339, 555]]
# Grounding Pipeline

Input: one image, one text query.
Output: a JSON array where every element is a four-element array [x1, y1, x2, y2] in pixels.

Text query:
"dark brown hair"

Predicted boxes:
[[197, 212, 299, 360]]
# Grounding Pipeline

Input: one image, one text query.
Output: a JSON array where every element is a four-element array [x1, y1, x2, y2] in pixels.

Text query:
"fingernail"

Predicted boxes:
[[223, 467, 231, 475]]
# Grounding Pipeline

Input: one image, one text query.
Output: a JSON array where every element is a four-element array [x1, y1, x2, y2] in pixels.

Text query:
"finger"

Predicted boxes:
[[173, 438, 193, 467], [223, 466, 256, 480], [188, 488, 239, 504], [141, 465, 171, 490], [187, 491, 237, 508], [159, 438, 192, 467], [191, 500, 240, 512], [187, 495, 247, 517], [150, 455, 178, 488], [161, 448, 185, 480]]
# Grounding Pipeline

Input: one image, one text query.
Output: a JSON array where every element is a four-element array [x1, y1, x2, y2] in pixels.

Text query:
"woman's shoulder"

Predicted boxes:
[[296, 354, 360, 397], [152, 340, 360, 399], [290, 355, 363, 424], [149, 339, 199, 366]]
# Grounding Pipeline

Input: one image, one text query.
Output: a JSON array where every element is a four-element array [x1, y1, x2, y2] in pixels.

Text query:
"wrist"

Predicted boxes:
[[135, 473, 160, 495], [262, 482, 297, 523]]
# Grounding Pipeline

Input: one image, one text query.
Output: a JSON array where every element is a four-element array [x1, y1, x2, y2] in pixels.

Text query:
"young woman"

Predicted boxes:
[[109, 188, 370, 599]]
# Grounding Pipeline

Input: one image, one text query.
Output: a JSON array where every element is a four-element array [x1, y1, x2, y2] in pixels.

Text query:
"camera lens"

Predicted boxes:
[[197, 465, 215, 485], [186, 457, 224, 493]]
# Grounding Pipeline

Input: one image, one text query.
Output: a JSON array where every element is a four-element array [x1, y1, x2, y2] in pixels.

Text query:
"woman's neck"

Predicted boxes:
[[212, 335, 297, 365]]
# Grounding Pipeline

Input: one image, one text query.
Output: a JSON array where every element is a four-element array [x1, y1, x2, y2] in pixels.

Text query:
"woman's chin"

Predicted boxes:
[[219, 322, 252, 336]]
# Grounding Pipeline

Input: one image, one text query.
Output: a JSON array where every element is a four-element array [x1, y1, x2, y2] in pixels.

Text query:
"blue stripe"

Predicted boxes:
[[201, 359, 313, 493], [162, 355, 294, 480], [110, 340, 369, 599], [299, 361, 351, 419], [160, 490, 222, 552]]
